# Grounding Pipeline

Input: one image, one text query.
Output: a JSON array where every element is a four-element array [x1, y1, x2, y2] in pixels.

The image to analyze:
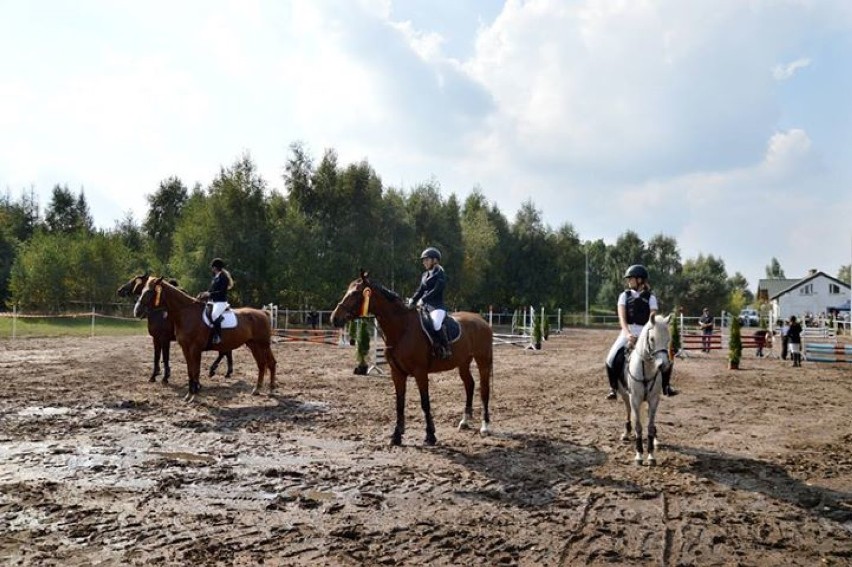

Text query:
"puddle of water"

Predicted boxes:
[[16, 406, 73, 417]]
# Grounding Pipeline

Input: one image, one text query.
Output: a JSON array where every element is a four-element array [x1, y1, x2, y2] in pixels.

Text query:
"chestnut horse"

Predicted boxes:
[[117, 275, 233, 382], [134, 277, 276, 401], [330, 272, 493, 446]]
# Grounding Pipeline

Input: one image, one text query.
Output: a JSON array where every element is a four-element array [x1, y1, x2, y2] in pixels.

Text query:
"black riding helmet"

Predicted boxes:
[[623, 264, 648, 279], [211, 258, 225, 269], [420, 247, 441, 261]]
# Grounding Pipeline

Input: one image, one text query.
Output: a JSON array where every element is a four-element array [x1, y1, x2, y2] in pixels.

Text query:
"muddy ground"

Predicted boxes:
[[0, 329, 850, 566]]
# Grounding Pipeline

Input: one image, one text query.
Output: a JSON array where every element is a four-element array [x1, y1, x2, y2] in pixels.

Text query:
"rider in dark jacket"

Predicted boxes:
[[201, 258, 233, 345], [408, 247, 451, 359]]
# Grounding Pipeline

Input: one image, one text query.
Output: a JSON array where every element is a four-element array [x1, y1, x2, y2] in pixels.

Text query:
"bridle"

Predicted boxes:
[[627, 325, 671, 386]]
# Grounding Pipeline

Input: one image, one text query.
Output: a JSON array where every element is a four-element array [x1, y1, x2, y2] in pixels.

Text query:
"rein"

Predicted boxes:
[[627, 327, 670, 386]]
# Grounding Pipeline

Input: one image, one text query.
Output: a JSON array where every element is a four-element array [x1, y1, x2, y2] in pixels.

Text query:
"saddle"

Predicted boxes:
[[417, 309, 462, 345], [203, 303, 238, 329]]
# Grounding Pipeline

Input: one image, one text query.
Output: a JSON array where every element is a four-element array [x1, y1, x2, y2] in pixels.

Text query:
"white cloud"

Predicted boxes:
[[1, 0, 851, 291], [773, 57, 812, 81]]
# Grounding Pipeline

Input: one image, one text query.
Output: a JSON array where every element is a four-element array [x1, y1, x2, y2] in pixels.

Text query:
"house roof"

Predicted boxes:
[[768, 271, 851, 300], [757, 278, 799, 300]]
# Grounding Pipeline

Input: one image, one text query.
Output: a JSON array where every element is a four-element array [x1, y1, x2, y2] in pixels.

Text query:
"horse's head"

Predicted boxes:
[[134, 276, 165, 318], [642, 313, 673, 374], [117, 274, 149, 298], [330, 270, 373, 328], [330, 270, 405, 327]]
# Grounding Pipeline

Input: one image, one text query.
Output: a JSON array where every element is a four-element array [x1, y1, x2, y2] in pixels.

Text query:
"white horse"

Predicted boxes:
[[616, 313, 672, 466]]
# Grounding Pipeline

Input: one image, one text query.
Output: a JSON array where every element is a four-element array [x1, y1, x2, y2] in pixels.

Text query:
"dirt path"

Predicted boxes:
[[0, 330, 850, 565]]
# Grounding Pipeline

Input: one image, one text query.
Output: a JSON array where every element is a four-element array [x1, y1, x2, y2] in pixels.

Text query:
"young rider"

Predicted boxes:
[[604, 264, 677, 399], [408, 247, 451, 359], [200, 258, 233, 345]]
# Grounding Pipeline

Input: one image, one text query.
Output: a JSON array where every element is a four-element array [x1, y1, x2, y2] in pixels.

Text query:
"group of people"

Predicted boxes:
[[693, 306, 805, 366], [779, 316, 804, 366], [199, 253, 681, 395]]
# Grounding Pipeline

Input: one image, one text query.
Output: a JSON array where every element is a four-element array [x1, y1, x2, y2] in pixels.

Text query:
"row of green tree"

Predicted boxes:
[[2, 143, 848, 316]]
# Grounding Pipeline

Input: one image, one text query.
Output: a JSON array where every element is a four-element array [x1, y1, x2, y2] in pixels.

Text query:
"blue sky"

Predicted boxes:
[[1, 0, 851, 291]]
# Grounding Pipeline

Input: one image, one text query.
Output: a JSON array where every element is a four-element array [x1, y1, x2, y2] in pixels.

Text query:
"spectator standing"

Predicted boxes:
[[787, 315, 803, 367], [698, 307, 714, 352]]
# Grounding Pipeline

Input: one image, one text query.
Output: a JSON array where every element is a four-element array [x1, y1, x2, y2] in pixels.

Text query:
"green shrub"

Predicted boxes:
[[729, 316, 742, 365]]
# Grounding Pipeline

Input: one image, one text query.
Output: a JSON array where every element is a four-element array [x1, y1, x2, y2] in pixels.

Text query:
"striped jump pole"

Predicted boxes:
[[804, 342, 852, 363]]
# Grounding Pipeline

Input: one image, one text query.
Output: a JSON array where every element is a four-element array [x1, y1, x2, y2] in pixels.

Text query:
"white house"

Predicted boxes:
[[766, 270, 851, 321]]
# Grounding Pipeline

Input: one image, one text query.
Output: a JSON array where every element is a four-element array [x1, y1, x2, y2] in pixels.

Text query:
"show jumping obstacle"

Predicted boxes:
[[804, 342, 852, 363]]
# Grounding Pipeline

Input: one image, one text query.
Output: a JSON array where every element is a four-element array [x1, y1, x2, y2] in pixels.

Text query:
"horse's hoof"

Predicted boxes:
[[457, 420, 470, 431], [621, 433, 631, 442], [390, 435, 402, 446], [634, 457, 643, 466], [162, 377, 169, 385], [425, 434, 437, 446], [479, 423, 490, 437], [208, 370, 215, 378], [225, 372, 233, 378], [251, 388, 260, 396], [148, 377, 156, 383], [647, 458, 657, 467]]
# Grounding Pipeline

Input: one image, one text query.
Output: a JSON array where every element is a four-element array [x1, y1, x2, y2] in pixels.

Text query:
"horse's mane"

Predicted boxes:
[[154, 277, 201, 303], [367, 279, 404, 306]]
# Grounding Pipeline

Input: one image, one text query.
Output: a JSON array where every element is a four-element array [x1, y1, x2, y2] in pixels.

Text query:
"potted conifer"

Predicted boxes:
[[728, 315, 742, 370], [353, 319, 370, 375], [532, 309, 542, 350]]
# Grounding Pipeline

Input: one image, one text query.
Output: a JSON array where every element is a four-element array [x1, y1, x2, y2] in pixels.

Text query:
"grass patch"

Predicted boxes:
[[0, 314, 146, 339]]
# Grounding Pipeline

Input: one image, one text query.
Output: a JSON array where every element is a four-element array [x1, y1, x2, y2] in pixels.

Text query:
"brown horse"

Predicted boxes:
[[134, 277, 276, 401], [117, 275, 233, 382], [330, 271, 493, 446]]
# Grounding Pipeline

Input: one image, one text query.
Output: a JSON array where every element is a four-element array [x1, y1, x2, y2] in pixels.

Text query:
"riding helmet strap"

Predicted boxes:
[[359, 288, 371, 317]]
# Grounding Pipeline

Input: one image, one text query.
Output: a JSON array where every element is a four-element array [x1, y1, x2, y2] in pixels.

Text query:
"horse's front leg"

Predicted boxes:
[[414, 371, 436, 446], [150, 338, 161, 382], [208, 352, 222, 378], [391, 370, 407, 446], [620, 388, 632, 441], [183, 346, 203, 402], [162, 340, 171, 383], [646, 392, 660, 466], [226, 350, 234, 378], [631, 394, 644, 465], [457, 364, 475, 431]]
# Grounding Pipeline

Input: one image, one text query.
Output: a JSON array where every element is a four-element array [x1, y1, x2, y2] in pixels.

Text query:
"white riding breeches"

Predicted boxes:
[[210, 301, 228, 321], [605, 324, 645, 367], [430, 309, 446, 331], [605, 333, 630, 367]]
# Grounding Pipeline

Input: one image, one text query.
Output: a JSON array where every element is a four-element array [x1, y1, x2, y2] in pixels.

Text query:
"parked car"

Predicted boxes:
[[738, 308, 759, 327]]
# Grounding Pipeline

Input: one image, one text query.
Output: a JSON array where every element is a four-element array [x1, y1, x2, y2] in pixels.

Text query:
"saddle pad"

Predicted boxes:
[[418, 312, 462, 344], [202, 308, 238, 329]]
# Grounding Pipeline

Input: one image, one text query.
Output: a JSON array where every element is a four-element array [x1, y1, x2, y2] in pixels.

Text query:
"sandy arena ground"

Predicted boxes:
[[0, 329, 850, 566]]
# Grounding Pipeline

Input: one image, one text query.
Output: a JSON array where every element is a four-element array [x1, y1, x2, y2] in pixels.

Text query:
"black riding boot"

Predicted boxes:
[[212, 316, 223, 345], [662, 365, 678, 396], [435, 327, 452, 360], [605, 364, 618, 400]]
